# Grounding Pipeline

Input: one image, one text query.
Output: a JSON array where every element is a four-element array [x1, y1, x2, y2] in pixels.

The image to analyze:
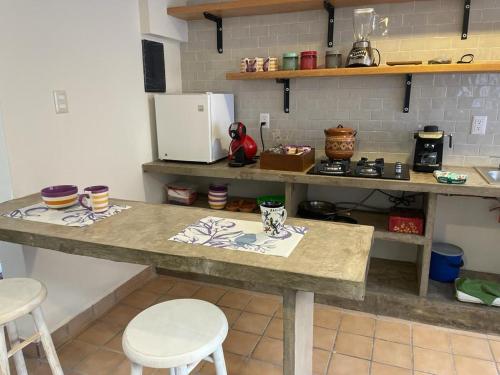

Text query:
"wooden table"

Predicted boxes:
[[0, 195, 373, 375]]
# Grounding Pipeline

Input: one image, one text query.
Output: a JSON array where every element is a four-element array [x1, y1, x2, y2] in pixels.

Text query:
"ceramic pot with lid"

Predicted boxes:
[[324, 125, 357, 160]]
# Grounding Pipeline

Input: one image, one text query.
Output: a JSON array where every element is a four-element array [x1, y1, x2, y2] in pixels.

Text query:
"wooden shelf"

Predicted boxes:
[[226, 62, 500, 80], [168, 0, 426, 21]]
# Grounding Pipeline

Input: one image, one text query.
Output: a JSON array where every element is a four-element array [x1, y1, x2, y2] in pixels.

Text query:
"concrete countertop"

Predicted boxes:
[[142, 160, 500, 198], [0, 195, 374, 300]]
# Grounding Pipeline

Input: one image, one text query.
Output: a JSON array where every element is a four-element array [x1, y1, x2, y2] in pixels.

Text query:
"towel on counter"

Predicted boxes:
[[433, 170, 468, 184], [456, 278, 500, 306]]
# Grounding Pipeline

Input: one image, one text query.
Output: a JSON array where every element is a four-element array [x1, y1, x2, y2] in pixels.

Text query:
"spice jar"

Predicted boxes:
[[325, 51, 342, 68], [324, 125, 357, 160], [282, 52, 299, 70], [300, 51, 317, 70]]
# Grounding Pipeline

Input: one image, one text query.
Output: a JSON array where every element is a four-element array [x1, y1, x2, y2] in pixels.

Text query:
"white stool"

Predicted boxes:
[[0, 278, 63, 375], [122, 299, 228, 375]]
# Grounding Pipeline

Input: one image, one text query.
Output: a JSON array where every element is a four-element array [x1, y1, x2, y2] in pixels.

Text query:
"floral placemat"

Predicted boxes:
[[2, 202, 130, 227], [169, 216, 308, 257]]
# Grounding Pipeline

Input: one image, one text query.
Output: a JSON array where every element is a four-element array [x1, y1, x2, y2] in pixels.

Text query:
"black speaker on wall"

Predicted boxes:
[[142, 39, 166, 93]]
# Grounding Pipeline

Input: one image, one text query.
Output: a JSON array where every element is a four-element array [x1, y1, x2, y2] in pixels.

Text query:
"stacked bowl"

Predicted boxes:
[[208, 184, 228, 210], [41, 185, 79, 209]]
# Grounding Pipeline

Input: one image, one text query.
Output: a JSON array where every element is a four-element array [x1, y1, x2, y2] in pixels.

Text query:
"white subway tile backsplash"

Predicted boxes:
[[182, 0, 500, 166]]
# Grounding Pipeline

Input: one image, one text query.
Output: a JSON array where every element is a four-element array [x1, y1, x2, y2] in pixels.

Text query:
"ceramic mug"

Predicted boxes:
[[260, 201, 287, 236], [79, 185, 109, 213]]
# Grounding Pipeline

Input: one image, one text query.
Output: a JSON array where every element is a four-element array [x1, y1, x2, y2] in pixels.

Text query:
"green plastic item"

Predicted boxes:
[[282, 52, 299, 71], [456, 278, 500, 306], [257, 195, 285, 206]]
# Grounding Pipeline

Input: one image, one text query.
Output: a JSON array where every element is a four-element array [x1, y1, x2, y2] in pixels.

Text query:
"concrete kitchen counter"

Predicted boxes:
[[142, 160, 500, 198], [0, 194, 373, 375]]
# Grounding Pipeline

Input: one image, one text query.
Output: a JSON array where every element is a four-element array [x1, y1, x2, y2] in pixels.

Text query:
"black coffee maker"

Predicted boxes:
[[413, 126, 452, 173]]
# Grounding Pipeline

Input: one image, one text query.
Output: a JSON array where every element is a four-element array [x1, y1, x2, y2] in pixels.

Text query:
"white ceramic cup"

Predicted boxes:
[[260, 201, 287, 236]]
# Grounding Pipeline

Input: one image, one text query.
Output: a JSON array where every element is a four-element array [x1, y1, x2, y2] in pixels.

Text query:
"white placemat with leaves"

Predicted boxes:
[[2, 202, 130, 227], [169, 216, 308, 257]]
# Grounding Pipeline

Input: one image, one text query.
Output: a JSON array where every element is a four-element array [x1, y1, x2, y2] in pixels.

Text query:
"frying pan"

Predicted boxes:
[[297, 200, 358, 224]]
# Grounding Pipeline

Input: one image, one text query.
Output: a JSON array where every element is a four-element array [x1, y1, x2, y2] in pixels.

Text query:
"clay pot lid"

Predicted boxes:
[[324, 125, 356, 135]]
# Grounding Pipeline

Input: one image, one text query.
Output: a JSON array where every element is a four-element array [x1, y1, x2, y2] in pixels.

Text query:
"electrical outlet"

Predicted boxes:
[[471, 115, 487, 135], [53, 90, 68, 114], [260, 113, 270, 128]]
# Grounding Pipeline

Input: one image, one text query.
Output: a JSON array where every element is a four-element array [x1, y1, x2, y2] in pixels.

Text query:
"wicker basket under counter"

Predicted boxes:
[[259, 149, 315, 172]]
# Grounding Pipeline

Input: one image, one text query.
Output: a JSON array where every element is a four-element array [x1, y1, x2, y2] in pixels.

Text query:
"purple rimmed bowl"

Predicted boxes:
[[41, 185, 78, 209]]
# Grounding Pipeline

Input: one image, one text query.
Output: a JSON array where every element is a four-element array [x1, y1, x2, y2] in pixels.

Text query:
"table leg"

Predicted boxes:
[[283, 289, 314, 375]]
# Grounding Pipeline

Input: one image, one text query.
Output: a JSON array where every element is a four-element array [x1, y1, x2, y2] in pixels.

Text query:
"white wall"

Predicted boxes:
[[0, 0, 184, 332], [0, 110, 27, 278]]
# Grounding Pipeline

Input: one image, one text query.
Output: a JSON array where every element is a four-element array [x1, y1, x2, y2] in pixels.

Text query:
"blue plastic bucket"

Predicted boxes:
[[429, 242, 464, 282]]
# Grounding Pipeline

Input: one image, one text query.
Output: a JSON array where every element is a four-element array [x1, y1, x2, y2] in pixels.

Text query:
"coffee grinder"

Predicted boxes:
[[413, 126, 453, 173], [346, 8, 386, 67]]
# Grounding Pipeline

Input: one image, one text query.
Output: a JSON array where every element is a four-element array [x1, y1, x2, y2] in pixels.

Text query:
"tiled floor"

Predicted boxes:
[[21, 275, 500, 375]]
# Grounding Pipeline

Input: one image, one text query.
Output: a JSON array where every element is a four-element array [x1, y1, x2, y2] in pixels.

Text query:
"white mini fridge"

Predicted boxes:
[[155, 93, 234, 163]]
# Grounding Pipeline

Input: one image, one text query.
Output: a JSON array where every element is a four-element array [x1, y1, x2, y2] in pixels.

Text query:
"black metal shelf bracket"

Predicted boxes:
[[403, 74, 412, 113], [324, 1, 335, 48], [204, 12, 223, 53], [462, 0, 471, 40], [276, 79, 290, 113]]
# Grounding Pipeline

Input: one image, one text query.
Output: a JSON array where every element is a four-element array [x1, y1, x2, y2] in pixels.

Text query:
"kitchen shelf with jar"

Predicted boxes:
[[226, 62, 500, 113]]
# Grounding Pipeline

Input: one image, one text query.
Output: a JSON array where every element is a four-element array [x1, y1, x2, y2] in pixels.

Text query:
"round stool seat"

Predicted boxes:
[[0, 278, 47, 325], [123, 299, 228, 369]]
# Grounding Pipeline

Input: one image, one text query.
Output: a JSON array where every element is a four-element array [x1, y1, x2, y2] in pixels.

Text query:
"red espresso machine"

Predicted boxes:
[[228, 122, 257, 167]]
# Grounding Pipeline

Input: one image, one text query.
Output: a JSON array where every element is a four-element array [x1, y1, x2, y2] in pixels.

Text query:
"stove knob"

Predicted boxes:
[[395, 162, 403, 175]]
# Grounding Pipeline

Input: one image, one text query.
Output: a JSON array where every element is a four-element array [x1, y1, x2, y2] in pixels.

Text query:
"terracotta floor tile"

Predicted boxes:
[[314, 326, 337, 351], [334, 332, 373, 360], [412, 325, 451, 352], [218, 291, 253, 310], [198, 352, 246, 375], [140, 276, 175, 294], [74, 348, 124, 375], [313, 348, 331, 375], [413, 346, 455, 375], [244, 296, 281, 316], [220, 306, 242, 327], [314, 307, 342, 330], [275, 305, 283, 318], [451, 333, 494, 361], [240, 359, 283, 375], [192, 285, 227, 304], [370, 362, 412, 375], [223, 329, 260, 356], [339, 313, 376, 337], [265, 318, 284, 340], [454, 355, 498, 375], [252, 336, 283, 366], [490, 340, 500, 362], [233, 311, 271, 335], [58, 340, 98, 369], [100, 304, 141, 327], [167, 281, 201, 298], [104, 331, 124, 352], [327, 353, 370, 375], [154, 294, 177, 304], [120, 290, 158, 309], [76, 320, 122, 346], [372, 339, 412, 369], [374, 320, 411, 345]]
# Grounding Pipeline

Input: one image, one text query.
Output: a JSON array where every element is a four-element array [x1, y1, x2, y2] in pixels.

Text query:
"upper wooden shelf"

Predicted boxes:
[[167, 0, 422, 20], [226, 62, 500, 80]]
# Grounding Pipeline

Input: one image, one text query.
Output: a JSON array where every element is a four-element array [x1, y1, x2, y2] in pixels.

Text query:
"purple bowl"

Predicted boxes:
[[209, 184, 228, 192], [41, 185, 78, 198]]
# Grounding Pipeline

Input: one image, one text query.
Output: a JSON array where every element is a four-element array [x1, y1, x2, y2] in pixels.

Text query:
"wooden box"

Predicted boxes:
[[388, 209, 425, 235], [260, 149, 315, 172]]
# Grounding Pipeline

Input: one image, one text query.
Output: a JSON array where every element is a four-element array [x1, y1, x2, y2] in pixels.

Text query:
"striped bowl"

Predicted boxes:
[[41, 185, 78, 209]]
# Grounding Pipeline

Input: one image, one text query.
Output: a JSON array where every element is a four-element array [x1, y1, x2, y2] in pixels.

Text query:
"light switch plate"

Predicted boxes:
[[471, 115, 487, 135], [53, 90, 68, 114]]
